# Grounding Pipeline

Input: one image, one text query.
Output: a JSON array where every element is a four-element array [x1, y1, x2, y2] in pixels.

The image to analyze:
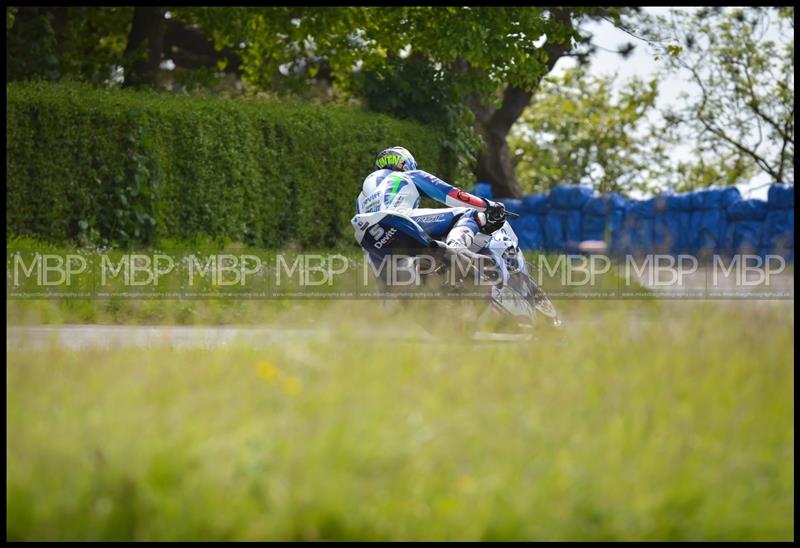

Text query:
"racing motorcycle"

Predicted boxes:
[[352, 207, 562, 338]]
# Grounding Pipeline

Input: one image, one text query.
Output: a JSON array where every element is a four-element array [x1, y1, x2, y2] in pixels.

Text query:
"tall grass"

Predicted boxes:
[[6, 301, 794, 540]]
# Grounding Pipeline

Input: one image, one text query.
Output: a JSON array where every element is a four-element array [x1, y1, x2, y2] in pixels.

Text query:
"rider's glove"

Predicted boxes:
[[478, 200, 507, 234]]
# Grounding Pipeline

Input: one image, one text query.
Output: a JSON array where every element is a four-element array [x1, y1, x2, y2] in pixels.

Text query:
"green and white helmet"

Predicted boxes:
[[374, 146, 417, 172]]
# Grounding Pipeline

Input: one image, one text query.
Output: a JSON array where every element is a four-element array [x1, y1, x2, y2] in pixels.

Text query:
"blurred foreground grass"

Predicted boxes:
[[6, 300, 794, 540]]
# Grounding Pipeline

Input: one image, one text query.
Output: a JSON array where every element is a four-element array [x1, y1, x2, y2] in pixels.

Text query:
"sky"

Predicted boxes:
[[548, 7, 786, 201]]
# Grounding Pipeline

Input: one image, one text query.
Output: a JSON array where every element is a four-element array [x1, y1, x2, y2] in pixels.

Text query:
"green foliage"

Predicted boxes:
[[6, 82, 446, 248], [510, 67, 660, 196], [171, 7, 577, 97], [168, 7, 586, 181], [6, 7, 132, 85], [7, 6, 18, 30], [6, 7, 60, 81], [511, 7, 794, 196], [6, 7, 594, 192], [356, 53, 478, 182], [80, 122, 160, 247], [628, 6, 794, 185]]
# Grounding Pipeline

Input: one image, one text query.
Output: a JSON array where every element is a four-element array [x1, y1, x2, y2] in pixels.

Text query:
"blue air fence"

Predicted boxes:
[[470, 183, 794, 262]]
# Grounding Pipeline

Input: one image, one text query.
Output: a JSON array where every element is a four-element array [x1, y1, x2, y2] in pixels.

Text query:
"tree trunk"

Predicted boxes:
[[474, 86, 534, 198], [123, 7, 165, 88], [471, 10, 576, 198]]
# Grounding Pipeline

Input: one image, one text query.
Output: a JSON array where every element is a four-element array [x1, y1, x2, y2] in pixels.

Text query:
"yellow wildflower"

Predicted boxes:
[[282, 375, 303, 395], [256, 361, 278, 380]]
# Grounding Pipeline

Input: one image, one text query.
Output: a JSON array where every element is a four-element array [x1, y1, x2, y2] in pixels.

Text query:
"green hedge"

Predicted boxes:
[[7, 82, 450, 248]]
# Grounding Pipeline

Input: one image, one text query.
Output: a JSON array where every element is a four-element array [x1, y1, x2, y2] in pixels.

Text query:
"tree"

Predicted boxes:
[[123, 7, 166, 88], [7, 7, 641, 195], [167, 7, 599, 193], [6, 7, 242, 90], [625, 7, 794, 184], [509, 66, 660, 196], [465, 8, 579, 198], [6, 7, 132, 84]]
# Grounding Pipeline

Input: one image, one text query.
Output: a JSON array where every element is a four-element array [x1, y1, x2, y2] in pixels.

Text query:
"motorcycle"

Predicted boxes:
[[352, 207, 562, 338]]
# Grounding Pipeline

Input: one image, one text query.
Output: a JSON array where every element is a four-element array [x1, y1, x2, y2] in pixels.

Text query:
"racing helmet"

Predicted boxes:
[[374, 146, 417, 172]]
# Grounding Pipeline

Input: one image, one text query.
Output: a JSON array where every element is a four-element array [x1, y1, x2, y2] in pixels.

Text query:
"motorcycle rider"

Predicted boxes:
[[352, 146, 561, 327], [354, 146, 508, 253]]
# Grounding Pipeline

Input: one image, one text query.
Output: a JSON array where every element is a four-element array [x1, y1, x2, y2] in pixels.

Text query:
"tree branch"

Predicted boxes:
[[777, 107, 793, 182], [700, 117, 779, 180], [738, 58, 794, 145], [689, 62, 780, 180]]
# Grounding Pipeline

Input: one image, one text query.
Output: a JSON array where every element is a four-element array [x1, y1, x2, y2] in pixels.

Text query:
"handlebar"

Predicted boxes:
[[485, 200, 519, 218]]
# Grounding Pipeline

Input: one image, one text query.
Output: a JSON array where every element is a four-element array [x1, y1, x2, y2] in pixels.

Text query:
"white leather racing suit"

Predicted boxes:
[[354, 168, 492, 252]]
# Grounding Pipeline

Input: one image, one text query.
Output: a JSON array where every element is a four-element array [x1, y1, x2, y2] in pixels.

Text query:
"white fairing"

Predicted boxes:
[[351, 209, 417, 246], [485, 221, 528, 279], [356, 169, 421, 214], [484, 222, 536, 318]]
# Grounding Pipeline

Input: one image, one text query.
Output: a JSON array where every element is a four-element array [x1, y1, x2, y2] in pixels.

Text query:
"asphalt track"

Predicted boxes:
[[6, 322, 561, 350], [7, 324, 349, 351]]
